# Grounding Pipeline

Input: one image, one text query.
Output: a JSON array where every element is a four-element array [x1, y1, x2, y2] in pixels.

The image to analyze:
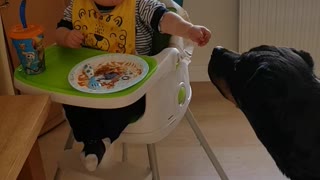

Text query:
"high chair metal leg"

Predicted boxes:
[[147, 144, 160, 180], [122, 143, 128, 162], [54, 130, 75, 180], [185, 108, 229, 180], [64, 130, 75, 150]]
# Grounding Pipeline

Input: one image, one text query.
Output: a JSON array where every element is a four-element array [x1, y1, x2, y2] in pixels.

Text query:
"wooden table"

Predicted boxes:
[[0, 95, 51, 180]]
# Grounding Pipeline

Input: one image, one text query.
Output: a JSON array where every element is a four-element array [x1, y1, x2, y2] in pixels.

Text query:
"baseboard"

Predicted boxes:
[[189, 65, 210, 82]]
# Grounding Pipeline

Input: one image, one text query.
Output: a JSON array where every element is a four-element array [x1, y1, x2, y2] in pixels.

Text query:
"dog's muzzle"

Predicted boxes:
[[208, 46, 239, 105]]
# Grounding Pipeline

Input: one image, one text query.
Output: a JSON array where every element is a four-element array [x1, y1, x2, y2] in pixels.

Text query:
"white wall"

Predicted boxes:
[[183, 0, 239, 81]]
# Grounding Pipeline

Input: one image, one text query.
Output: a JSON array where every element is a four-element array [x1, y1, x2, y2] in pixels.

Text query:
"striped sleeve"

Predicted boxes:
[[62, 0, 73, 22], [137, 0, 166, 29]]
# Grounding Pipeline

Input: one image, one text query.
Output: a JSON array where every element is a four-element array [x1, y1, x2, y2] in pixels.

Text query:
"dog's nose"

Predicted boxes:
[[212, 46, 225, 56]]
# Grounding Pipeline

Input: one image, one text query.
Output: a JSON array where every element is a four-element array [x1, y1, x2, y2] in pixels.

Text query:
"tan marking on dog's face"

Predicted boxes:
[[212, 78, 237, 106]]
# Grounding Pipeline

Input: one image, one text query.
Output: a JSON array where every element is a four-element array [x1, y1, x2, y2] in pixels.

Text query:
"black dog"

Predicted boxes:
[[208, 45, 320, 180]]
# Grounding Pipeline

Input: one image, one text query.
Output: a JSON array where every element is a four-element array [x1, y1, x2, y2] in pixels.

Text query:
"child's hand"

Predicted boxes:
[[187, 25, 211, 47], [64, 30, 84, 48]]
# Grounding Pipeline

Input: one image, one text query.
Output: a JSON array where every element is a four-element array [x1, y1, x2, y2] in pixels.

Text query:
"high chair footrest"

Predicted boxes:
[[56, 149, 152, 180]]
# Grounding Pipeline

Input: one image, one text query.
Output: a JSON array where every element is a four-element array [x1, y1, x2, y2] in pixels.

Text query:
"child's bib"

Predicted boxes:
[[72, 0, 136, 54]]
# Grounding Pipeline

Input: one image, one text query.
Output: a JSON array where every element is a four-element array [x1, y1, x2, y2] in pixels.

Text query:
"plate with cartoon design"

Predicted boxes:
[[68, 53, 149, 94]]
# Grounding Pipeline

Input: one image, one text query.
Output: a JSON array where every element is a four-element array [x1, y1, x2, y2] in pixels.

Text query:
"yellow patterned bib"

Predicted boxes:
[[72, 0, 136, 54]]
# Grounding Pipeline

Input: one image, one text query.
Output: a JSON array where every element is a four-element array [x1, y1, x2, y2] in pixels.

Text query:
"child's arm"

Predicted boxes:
[[159, 12, 211, 46], [55, 0, 83, 49], [55, 27, 84, 49]]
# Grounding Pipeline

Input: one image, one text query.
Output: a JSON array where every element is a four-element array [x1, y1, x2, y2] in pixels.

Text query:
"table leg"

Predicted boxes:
[[17, 140, 46, 180]]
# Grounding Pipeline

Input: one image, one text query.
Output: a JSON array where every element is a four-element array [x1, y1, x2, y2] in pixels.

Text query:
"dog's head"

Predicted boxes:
[[208, 45, 317, 109]]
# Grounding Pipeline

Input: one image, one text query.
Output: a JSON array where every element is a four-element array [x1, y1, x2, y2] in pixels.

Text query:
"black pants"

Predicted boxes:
[[63, 96, 145, 143]]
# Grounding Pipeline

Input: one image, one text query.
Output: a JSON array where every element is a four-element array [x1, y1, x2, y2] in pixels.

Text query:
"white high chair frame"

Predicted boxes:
[[51, 1, 229, 179]]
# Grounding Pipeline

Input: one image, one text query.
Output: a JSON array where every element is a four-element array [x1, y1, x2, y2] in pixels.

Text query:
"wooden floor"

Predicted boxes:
[[38, 82, 288, 180]]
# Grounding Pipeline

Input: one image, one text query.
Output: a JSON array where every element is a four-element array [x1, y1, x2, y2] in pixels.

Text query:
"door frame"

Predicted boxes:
[[0, 14, 15, 95]]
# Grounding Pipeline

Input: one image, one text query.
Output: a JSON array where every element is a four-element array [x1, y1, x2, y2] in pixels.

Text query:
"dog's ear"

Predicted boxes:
[[243, 64, 287, 100], [290, 48, 314, 69]]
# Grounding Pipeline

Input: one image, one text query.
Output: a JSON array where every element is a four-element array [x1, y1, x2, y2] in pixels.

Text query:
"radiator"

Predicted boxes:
[[239, 0, 320, 75]]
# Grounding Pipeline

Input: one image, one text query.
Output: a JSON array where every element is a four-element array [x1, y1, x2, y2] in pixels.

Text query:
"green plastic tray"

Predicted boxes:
[[14, 45, 157, 98]]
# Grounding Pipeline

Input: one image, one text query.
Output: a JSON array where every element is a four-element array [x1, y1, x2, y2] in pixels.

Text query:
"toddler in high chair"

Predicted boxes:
[[55, 0, 211, 172]]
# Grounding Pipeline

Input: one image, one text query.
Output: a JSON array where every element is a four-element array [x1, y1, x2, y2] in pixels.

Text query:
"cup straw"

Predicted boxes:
[[19, 0, 27, 29]]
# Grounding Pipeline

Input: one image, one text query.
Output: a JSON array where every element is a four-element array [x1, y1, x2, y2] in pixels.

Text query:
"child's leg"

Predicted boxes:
[[62, 96, 145, 171], [62, 105, 111, 171], [80, 138, 110, 171]]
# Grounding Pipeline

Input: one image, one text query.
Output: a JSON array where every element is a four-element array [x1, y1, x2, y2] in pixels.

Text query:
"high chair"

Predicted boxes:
[[14, 0, 229, 180]]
